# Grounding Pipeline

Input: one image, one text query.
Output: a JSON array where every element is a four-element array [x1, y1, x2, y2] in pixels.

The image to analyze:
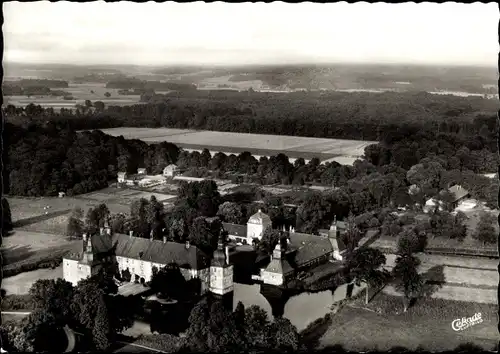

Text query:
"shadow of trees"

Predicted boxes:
[[13, 209, 72, 228], [1, 245, 35, 265]]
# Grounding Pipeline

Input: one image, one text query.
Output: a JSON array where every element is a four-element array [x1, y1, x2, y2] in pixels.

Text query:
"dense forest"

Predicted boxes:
[[5, 90, 498, 146], [4, 90, 498, 207]]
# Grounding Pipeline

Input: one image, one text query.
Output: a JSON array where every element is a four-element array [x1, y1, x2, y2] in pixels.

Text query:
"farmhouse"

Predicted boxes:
[[63, 227, 234, 300], [117, 172, 128, 183], [163, 164, 180, 177], [447, 184, 470, 208], [423, 184, 470, 213]]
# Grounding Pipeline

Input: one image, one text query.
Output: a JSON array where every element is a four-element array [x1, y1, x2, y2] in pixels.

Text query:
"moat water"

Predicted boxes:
[[4, 265, 363, 332], [232, 282, 364, 332]]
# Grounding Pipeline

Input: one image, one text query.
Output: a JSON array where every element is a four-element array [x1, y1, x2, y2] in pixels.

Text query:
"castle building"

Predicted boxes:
[[223, 210, 349, 287], [63, 226, 234, 299]]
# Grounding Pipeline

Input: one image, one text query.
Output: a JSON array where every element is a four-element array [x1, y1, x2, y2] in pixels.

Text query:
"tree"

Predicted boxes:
[[207, 301, 242, 351], [295, 192, 331, 234], [29, 278, 75, 323], [104, 92, 111, 98], [341, 213, 363, 254], [109, 213, 126, 234], [84, 99, 93, 108], [217, 201, 245, 224], [93, 297, 112, 350], [150, 263, 188, 300], [66, 207, 84, 237], [258, 226, 282, 256], [244, 305, 271, 349], [269, 317, 300, 351], [22, 309, 64, 352], [392, 254, 423, 312], [94, 101, 105, 112], [85, 204, 110, 234], [346, 247, 388, 304], [185, 297, 210, 352], [397, 228, 426, 255], [473, 212, 497, 245], [130, 198, 150, 237], [1, 198, 13, 233], [233, 301, 246, 339]]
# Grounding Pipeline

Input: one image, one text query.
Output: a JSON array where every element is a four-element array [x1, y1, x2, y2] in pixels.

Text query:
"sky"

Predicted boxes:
[[3, 1, 499, 67]]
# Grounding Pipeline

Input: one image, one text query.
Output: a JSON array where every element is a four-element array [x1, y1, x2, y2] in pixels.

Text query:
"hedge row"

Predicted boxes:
[[1, 294, 35, 311], [3, 254, 64, 278]]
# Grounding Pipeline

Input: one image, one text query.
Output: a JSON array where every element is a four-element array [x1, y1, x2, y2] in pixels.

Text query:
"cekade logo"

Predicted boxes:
[[451, 313, 483, 331]]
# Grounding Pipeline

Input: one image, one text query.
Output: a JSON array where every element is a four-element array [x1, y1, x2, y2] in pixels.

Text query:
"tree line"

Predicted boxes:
[[4, 90, 497, 145], [5, 119, 497, 203]]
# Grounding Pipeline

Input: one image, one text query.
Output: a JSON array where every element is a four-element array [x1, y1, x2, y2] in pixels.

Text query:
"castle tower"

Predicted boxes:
[[247, 209, 272, 243], [261, 238, 293, 287], [328, 216, 343, 261], [209, 232, 234, 310], [81, 234, 94, 265]]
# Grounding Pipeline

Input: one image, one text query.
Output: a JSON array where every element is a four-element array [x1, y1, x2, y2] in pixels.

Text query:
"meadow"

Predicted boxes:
[[3, 187, 176, 281], [319, 294, 498, 351], [96, 127, 375, 162]]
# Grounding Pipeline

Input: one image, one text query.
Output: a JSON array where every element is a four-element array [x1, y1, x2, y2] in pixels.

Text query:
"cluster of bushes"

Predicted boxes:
[[1, 294, 35, 311]]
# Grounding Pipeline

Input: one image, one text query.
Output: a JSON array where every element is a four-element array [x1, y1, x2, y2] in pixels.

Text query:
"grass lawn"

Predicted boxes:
[[319, 292, 498, 352]]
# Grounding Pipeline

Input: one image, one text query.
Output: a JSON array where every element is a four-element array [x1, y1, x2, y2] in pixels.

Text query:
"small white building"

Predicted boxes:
[[137, 168, 147, 175], [117, 172, 128, 184], [246, 209, 272, 242], [163, 164, 180, 177]]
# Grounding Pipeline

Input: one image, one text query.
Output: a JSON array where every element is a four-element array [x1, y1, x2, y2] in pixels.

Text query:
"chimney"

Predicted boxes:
[[185, 241, 190, 249], [129, 230, 133, 238], [82, 233, 87, 242], [163, 236, 167, 244]]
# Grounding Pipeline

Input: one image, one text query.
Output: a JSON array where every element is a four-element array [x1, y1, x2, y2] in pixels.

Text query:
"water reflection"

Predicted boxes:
[[233, 282, 366, 332]]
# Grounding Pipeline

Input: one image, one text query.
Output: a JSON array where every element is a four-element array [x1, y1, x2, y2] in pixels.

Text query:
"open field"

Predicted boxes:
[[2, 265, 64, 295], [93, 128, 375, 162], [319, 294, 498, 351], [7, 188, 175, 234], [4, 83, 142, 109], [4, 187, 175, 276]]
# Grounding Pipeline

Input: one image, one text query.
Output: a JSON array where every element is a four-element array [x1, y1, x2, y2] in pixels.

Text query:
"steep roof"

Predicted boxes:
[[164, 164, 178, 170], [288, 232, 333, 266], [222, 222, 247, 238], [111, 233, 211, 270], [248, 210, 271, 225], [447, 185, 469, 202], [264, 257, 294, 275], [75, 233, 211, 270]]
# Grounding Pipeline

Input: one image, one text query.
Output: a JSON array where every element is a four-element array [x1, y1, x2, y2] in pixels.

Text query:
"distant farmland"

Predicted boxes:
[[91, 128, 376, 163], [4, 83, 142, 109]]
